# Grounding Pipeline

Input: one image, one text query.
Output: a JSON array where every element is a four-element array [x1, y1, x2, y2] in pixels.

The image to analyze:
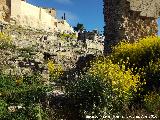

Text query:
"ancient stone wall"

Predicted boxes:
[[57, 20, 74, 33], [127, 0, 160, 18], [0, 0, 10, 22], [103, 0, 160, 54], [0, 0, 74, 33], [10, 0, 57, 32], [44, 8, 56, 18]]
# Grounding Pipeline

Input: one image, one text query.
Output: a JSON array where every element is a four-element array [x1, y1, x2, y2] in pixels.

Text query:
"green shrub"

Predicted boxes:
[[0, 99, 7, 118], [0, 73, 51, 119], [59, 33, 77, 40], [144, 91, 160, 117], [1, 104, 49, 120], [64, 58, 141, 118], [65, 75, 108, 118]]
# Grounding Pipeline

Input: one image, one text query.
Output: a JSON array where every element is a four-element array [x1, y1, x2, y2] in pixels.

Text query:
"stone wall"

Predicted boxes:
[[78, 31, 96, 41], [103, 0, 160, 54], [44, 8, 56, 18], [0, 0, 74, 33], [0, 0, 10, 22], [10, 0, 57, 32], [127, 0, 160, 18], [77, 31, 104, 53], [57, 20, 74, 33]]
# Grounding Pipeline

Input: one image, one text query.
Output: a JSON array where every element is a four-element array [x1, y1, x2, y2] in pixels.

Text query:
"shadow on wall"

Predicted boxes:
[[158, 18, 160, 36]]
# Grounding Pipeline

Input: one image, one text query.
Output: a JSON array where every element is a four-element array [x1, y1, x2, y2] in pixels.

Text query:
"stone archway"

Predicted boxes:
[[103, 0, 160, 54]]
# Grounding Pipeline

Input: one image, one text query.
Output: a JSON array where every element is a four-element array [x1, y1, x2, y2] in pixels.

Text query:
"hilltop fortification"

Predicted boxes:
[[0, 0, 74, 33]]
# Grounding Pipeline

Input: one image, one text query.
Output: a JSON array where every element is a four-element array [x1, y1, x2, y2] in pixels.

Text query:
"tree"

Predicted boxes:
[[74, 23, 84, 32]]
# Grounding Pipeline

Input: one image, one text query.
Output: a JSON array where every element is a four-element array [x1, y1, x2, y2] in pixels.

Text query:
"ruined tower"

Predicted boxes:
[[103, 0, 160, 54]]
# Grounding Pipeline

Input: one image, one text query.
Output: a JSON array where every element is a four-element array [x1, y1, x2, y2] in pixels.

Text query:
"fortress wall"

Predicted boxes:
[[57, 20, 74, 33], [20, 1, 40, 28], [10, 1, 57, 31], [44, 8, 56, 18], [40, 8, 54, 30], [11, 0, 21, 21], [0, 0, 10, 22], [1, 0, 74, 33], [21, 1, 40, 19]]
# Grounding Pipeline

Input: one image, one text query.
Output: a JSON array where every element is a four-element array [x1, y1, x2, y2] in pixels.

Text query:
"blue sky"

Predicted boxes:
[[28, 0, 160, 35], [27, 0, 104, 32], [158, 18, 160, 36]]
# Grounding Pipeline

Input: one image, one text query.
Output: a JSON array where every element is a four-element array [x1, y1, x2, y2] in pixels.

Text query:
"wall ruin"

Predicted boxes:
[[103, 0, 160, 54]]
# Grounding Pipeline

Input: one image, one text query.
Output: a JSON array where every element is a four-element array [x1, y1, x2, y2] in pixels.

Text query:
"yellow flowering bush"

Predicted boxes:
[[0, 32, 12, 49], [110, 36, 160, 98], [65, 57, 141, 116], [111, 36, 160, 70], [88, 58, 140, 102], [47, 60, 63, 81]]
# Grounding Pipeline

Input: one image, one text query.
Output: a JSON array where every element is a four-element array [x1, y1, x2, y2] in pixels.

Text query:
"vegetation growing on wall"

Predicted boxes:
[[1, 27, 160, 119], [58, 32, 77, 40], [47, 60, 63, 81], [0, 32, 14, 49]]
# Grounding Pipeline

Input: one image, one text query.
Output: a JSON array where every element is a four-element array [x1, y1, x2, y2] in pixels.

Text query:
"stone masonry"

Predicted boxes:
[[0, 0, 10, 22], [0, 0, 74, 33], [103, 0, 160, 54]]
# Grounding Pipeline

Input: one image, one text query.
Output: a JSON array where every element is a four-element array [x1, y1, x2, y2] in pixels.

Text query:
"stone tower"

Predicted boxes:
[[103, 0, 160, 54]]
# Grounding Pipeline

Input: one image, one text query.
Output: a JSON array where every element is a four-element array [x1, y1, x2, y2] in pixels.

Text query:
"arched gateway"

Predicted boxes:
[[103, 0, 160, 53]]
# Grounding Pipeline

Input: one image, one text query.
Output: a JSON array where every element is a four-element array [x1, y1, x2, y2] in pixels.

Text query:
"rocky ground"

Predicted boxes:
[[0, 22, 103, 83]]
